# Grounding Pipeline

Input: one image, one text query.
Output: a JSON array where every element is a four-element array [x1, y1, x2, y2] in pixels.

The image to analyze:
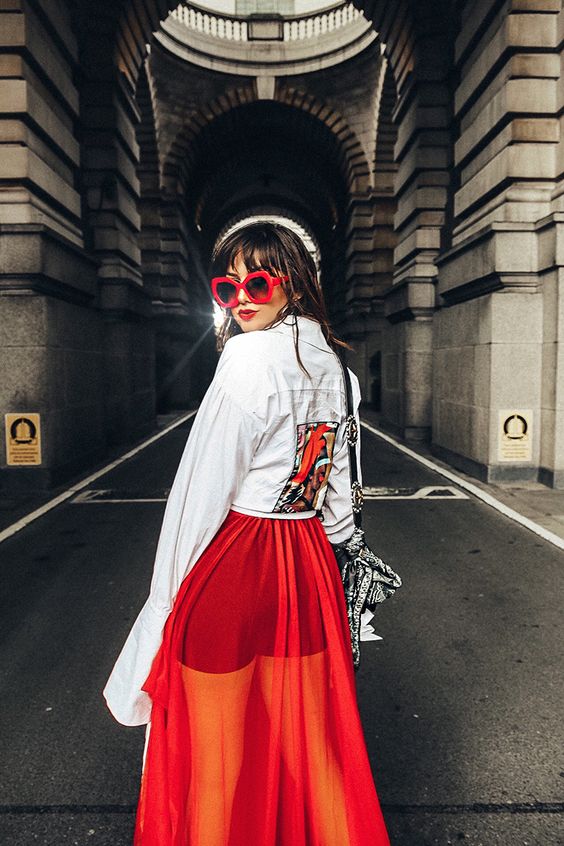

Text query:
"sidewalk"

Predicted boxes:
[[360, 408, 564, 548]]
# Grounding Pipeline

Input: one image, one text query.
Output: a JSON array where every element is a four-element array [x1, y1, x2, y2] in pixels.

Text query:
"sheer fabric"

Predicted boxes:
[[135, 509, 390, 846]]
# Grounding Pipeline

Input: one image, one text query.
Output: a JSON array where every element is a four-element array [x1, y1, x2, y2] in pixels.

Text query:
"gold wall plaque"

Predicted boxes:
[[498, 410, 532, 463], [5, 413, 42, 465]]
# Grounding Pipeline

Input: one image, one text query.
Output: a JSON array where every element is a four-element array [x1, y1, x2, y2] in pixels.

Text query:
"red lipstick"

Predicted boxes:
[[238, 310, 257, 321]]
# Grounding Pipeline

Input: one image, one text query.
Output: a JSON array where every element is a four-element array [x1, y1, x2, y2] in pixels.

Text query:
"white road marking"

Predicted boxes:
[[72, 489, 169, 504], [361, 420, 564, 552], [0, 411, 562, 552], [0, 411, 197, 544], [363, 485, 469, 500], [73, 484, 468, 504]]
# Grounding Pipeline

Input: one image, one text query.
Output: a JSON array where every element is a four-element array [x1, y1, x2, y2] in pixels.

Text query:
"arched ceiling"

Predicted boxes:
[[173, 100, 351, 253]]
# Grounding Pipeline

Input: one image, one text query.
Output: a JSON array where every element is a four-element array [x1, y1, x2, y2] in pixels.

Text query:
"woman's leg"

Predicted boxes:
[[180, 657, 256, 846], [257, 650, 351, 845]]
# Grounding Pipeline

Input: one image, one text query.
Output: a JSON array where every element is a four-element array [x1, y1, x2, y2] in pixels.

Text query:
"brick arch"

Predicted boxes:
[[162, 86, 371, 201], [349, 0, 416, 96], [156, 90, 366, 335], [218, 206, 322, 266], [275, 84, 371, 196], [80, 0, 453, 443], [373, 60, 397, 183], [161, 83, 257, 194], [79, 0, 453, 309]]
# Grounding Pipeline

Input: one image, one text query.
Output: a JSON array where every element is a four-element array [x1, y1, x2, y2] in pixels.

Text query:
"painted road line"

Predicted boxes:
[[73, 484, 468, 504], [72, 489, 170, 503], [1, 410, 563, 553], [361, 420, 564, 552], [364, 485, 469, 500], [0, 411, 197, 545]]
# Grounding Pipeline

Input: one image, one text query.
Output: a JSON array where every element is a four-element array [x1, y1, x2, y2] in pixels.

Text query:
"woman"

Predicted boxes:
[[103, 222, 391, 846]]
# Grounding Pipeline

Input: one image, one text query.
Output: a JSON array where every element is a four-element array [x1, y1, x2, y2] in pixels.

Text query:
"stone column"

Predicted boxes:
[[345, 189, 395, 410], [0, 0, 103, 490], [342, 60, 397, 410], [153, 193, 218, 411], [380, 1, 453, 441], [75, 9, 157, 446], [435, 0, 562, 485]]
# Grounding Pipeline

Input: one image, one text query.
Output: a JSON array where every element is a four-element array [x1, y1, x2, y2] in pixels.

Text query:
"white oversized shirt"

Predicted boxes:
[[103, 314, 379, 726]]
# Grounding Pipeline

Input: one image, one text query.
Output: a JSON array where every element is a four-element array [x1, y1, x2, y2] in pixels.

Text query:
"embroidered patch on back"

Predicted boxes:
[[273, 421, 339, 513]]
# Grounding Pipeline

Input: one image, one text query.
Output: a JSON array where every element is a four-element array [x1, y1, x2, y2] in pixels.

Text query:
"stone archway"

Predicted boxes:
[[0, 0, 453, 488], [146, 77, 368, 404], [74, 0, 453, 443], [160, 88, 371, 273], [2, 0, 562, 489], [109, 0, 564, 483]]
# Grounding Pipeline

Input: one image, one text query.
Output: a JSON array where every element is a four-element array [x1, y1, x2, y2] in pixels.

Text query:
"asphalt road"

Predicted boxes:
[[0, 418, 562, 845]]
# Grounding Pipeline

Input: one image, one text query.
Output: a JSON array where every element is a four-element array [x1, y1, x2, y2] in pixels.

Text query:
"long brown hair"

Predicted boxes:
[[209, 221, 353, 377]]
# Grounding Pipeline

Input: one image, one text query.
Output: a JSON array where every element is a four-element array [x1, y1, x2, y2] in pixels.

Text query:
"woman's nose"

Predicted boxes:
[[237, 286, 250, 304]]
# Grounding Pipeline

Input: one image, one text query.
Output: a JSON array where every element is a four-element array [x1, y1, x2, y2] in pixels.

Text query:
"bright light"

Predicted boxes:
[[213, 301, 226, 329]]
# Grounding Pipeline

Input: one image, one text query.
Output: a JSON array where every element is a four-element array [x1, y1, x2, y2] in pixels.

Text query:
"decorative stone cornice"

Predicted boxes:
[[156, 2, 377, 76]]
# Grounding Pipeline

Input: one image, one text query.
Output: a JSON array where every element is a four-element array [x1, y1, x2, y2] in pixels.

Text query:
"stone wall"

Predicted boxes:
[[0, 0, 159, 491], [435, 0, 563, 485], [0, 1, 106, 489]]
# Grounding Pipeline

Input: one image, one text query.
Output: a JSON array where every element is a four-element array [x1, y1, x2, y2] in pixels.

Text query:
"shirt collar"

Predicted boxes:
[[265, 314, 332, 353]]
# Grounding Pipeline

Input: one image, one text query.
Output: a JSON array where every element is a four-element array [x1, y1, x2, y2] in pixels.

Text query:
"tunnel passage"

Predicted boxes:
[[1, 0, 561, 492]]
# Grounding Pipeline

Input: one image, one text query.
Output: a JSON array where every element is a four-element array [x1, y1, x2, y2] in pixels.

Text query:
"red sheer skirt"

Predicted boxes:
[[135, 509, 390, 846]]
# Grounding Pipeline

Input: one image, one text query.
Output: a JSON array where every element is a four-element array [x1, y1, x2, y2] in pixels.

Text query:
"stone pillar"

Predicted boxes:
[[345, 189, 395, 409], [380, 1, 453, 441], [539, 3, 564, 487], [435, 0, 562, 485], [0, 0, 104, 490], [137, 65, 163, 303], [342, 60, 397, 410], [75, 11, 157, 446], [152, 194, 218, 410]]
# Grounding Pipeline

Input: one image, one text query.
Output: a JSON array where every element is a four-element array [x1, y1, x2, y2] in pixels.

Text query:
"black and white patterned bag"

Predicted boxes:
[[330, 354, 402, 671]]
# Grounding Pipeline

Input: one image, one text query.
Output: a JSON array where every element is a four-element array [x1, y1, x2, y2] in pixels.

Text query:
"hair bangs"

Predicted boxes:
[[211, 226, 287, 279], [240, 239, 286, 277]]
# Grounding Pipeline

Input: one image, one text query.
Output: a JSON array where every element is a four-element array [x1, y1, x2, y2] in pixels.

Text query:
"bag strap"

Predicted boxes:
[[334, 349, 364, 530]]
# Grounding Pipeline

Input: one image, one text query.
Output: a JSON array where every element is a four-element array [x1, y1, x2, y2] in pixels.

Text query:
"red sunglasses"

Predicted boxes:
[[211, 270, 289, 309]]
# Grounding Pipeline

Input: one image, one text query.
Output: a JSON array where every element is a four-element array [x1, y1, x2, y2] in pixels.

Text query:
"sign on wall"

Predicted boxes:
[[498, 410, 532, 463], [5, 413, 42, 465]]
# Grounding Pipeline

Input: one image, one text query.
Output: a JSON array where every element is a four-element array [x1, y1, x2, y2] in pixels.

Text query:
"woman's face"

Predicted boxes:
[[227, 251, 289, 333]]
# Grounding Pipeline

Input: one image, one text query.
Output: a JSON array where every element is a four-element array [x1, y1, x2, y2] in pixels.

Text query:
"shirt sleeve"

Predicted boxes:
[[319, 367, 362, 545], [103, 338, 263, 726]]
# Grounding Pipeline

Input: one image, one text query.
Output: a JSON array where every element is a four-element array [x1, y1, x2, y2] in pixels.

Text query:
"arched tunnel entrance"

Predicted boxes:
[[135, 2, 395, 422], [1, 0, 562, 491], [150, 96, 354, 412]]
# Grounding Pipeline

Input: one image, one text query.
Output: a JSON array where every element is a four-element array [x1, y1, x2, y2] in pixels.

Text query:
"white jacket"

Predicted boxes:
[[103, 314, 379, 726]]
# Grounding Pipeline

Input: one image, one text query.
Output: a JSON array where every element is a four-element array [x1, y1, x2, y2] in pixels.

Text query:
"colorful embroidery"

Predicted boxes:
[[273, 421, 339, 513]]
